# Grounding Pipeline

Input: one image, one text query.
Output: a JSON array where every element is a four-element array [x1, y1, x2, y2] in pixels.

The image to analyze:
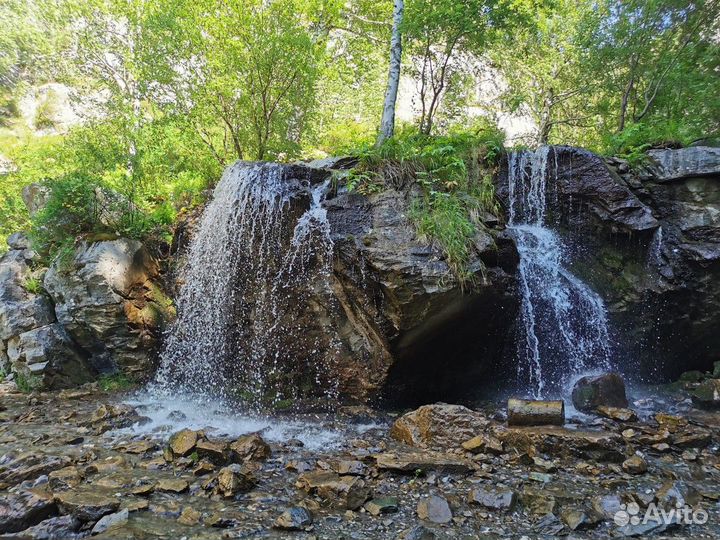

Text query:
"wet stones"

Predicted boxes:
[[390, 404, 490, 450], [467, 486, 517, 511], [571, 373, 629, 412], [692, 379, 720, 409], [213, 464, 257, 498], [374, 451, 474, 475], [364, 497, 399, 516], [195, 439, 229, 463], [156, 478, 189, 494], [0, 453, 72, 489], [416, 495, 452, 524], [167, 429, 202, 457], [0, 490, 57, 534], [622, 455, 648, 475], [461, 434, 503, 454], [596, 406, 638, 422], [296, 471, 371, 510], [273, 507, 313, 530], [229, 433, 271, 462], [90, 508, 128, 535], [54, 491, 120, 522]]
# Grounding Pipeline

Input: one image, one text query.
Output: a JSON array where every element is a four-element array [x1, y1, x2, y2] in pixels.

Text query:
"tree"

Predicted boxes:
[[489, 0, 600, 145], [377, 0, 404, 145], [404, 0, 536, 136]]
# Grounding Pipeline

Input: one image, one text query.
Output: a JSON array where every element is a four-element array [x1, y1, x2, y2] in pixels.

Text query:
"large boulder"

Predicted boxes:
[[0, 242, 93, 389], [44, 239, 172, 377], [647, 146, 720, 181], [326, 182, 518, 403]]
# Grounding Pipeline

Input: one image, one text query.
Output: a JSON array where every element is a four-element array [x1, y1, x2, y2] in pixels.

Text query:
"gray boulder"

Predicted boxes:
[[647, 146, 720, 182], [44, 238, 171, 377], [7, 324, 91, 389], [21, 183, 51, 216]]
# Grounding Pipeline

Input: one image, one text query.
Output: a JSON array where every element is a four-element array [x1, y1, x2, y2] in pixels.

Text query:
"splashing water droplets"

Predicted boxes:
[[508, 147, 613, 398]]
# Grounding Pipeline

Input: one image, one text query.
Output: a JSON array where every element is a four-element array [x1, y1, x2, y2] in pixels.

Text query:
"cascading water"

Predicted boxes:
[[507, 147, 613, 398], [151, 161, 337, 409]]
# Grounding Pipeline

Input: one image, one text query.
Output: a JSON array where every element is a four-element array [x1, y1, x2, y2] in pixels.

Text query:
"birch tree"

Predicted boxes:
[[377, 0, 404, 145]]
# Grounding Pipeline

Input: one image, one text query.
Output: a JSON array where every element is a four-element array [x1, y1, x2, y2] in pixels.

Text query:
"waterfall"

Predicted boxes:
[[152, 162, 335, 408], [507, 147, 613, 398]]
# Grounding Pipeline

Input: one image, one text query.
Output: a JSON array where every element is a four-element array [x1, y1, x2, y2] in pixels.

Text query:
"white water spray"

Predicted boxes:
[[507, 148, 613, 398]]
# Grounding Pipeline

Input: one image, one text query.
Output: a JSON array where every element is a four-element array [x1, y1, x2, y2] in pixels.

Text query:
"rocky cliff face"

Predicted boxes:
[[325, 182, 518, 404], [496, 145, 720, 379], [0, 233, 172, 389]]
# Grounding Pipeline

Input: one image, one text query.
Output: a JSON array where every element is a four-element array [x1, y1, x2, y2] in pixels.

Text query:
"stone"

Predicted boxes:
[[117, 440, 158, 454], [296, 471, 371, 510], [461, 434, 503, 454], [91, 508, 128, 535], [7, 232, 30, 250], [195, 438, 229, 463], [0, 490, 57, 534], [656, 480, 700, 509], [43, 238, 170, 377], [398, 525, 437, 540], [177, 507, 202, 526], [374, 451, 474, 474], [9, 324, 91, 390], [596, 406, 638, 422], [467, 486, 516, 511], [214, 464, 257, 497], [22, 183, 51, 216], [571, 373, 629, 412], [673, 428, 711, 448], [647, 146, 720, 181], [622, 455, 648, 474], [48, 466, 82, 491], [273, 507, 313, 530], [334, 460, 367, 476], [54, 491, 120, 522], [0, 453, 72, 489], [364, 497, 399, 516], [15, 515, 80, 539], [168, 429, 202, 457], [156, 478, 189, 493], [654, 413, 688, 431], [691, 379, 720, 409], [229, 433, 271, 462], [416, 495, 452, 524], [560, 507, 601, 531], [520, 490, 557, 515], [390, 404, 490, 450], [495, 426, 625, 462]]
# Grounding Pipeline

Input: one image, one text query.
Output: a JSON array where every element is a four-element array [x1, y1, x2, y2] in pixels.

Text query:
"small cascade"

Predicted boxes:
[[152, 162, 336, 408], [507, 147, 613, 398]]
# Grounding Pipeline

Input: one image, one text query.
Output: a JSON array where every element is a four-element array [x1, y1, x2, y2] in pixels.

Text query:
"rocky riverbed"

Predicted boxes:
[[1, 378, 720, 539]]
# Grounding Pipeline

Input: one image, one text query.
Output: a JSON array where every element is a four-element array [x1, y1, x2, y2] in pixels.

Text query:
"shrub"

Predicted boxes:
[[98, 372, 135, 392], [601, 121, 701, 166], [23, 276, 43, 294], [29, 173, 99, 260], [346, 126, 504, 282]]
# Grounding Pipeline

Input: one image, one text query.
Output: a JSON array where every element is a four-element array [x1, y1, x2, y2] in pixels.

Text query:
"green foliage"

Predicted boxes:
[[23, 276, 43, 295], [601, 121, 701, 165], [15, 371, 41, 393], [98, 372, 135, 392], [29, 173, 98, 260], [348, 126, 503, 281]]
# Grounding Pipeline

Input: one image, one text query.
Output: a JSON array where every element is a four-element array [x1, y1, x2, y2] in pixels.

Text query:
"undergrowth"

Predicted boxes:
[[347, 125, 504, 282], [98, 372, 135, 392]]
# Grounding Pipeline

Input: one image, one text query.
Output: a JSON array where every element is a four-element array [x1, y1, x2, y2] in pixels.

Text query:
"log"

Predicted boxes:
[[507, 398, 565, 426]]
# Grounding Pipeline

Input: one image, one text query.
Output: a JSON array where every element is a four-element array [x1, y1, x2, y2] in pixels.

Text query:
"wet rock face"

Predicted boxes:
[[496, 145, 720, 379], [326, 179, 518, 404], [44, 238, 172, 378], [571, 373, 629, 413]]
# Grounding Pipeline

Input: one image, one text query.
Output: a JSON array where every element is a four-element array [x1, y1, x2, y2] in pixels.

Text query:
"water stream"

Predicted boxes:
[[507, 147, 613, 398], [150, 162, 335, 408]]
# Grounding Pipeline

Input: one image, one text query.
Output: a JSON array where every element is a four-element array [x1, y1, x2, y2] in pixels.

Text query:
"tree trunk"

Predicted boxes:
[[377, 0, 404, 146], [507, 398, 565, 426], [537, 88, 554, 145]]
